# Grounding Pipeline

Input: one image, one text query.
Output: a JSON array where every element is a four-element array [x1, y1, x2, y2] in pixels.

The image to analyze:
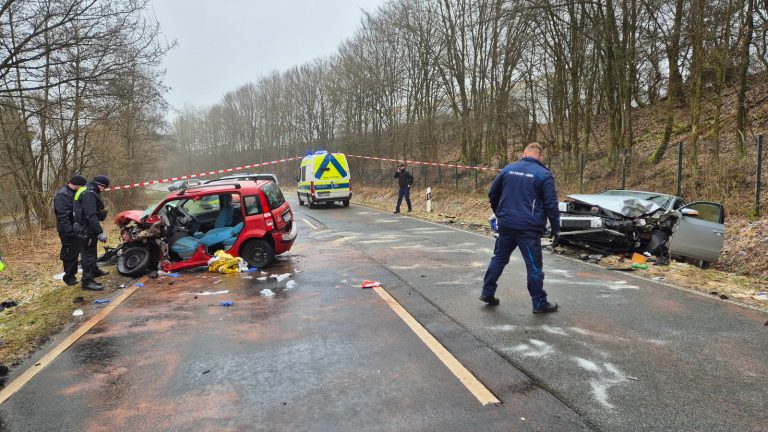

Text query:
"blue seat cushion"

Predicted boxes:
[[172, 236, 200, 254], [199, 222, 244, 247]]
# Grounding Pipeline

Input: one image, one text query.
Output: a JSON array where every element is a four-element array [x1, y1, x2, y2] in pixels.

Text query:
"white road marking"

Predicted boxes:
[[302, 218, 319, 230], [572, 357, 626, 409]]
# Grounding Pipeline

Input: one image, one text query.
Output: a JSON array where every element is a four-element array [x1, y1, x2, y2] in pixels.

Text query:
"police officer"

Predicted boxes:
[[74, 175, 110, 291], [393, 163, 414, 213], [54, 175, 87, 285], [480, 143, 560, 313]]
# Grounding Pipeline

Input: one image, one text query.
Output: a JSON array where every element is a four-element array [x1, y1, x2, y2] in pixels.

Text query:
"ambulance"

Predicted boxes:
[[297, 151, 352, 208]]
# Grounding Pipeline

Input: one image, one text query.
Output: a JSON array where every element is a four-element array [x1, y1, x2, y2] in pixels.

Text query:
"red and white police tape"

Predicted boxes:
[[346, 155, 501, 172], [105, 157, 303, 192], [105, 154, 501, 192]]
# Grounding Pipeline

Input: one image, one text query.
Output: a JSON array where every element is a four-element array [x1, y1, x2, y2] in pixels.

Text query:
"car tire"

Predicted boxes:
[[308, 196, 316, 209], [116, 246, 151, 277], [241, 239, 275, 268], [342, 199, 350, 207]]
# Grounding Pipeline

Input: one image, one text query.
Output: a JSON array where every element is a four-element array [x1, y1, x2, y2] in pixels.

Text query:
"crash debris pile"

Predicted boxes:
[[207, 250, 248, 274]]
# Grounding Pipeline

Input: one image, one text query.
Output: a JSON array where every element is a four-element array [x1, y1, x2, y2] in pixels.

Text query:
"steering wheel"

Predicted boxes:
[[173, 204, 203, 229]]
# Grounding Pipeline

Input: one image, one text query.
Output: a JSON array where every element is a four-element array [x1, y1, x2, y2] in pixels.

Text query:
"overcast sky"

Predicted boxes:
[[151, 0, 384, 113]]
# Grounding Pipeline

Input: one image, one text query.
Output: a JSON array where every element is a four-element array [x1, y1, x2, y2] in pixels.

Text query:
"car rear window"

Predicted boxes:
[[243, 195, 262, 215], [262, 182, 285, 209]]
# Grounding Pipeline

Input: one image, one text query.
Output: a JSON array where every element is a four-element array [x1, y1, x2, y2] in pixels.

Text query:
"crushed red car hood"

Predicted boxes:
[[114, 210, 144, 226]]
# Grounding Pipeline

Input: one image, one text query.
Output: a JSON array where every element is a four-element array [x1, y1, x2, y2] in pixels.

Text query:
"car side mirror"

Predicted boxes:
[[681, 208, 700, 217]]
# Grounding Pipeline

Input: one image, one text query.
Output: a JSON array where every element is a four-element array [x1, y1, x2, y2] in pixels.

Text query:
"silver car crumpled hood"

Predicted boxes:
[[566, 194, 662, 218]]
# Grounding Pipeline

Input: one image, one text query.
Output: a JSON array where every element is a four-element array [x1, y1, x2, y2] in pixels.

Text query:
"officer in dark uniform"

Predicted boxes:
[[53, 175, 88, 285], [74, 175, 110, 290]]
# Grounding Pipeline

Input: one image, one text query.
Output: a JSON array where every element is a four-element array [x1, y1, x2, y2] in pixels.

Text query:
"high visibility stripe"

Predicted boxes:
[[314, 153, 348, 179], [73, 186, 87, 201]]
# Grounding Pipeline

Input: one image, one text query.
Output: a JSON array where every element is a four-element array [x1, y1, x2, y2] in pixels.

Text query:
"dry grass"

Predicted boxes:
[[351, 183, 768, 313], [0, 190, 163, 366]]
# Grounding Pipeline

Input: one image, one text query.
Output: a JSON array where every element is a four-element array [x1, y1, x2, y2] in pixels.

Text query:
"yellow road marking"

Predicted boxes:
[[0, 279, 145, 405], [372, 286, 500, 406]]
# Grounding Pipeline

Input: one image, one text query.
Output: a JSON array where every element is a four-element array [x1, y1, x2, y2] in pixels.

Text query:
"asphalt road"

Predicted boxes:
[[0, 198, 590, 432], [1, 197, 765, 431], [299, 201, 768, 432]]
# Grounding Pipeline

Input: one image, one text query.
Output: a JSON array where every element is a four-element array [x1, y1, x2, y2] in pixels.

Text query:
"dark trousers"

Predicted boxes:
[[59, 234, 81, 282], [81, 236, 98, 283], [481, 229, 548, 308], [396, 186, 412, 212]]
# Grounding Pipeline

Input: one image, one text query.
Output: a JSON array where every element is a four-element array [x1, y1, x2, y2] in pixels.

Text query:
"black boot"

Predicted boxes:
[[94, 268, 109, 277], [479, 295, 500, 306], [81, 280, 104, 291], [533, 302, 559, 314]]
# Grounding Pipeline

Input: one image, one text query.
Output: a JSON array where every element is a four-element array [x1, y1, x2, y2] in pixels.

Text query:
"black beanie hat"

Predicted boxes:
[[93, 175, 110, 187], [69, 175, 87, 186]]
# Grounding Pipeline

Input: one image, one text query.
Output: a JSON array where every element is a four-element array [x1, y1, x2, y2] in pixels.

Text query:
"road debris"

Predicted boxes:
[[285, 280, 297, 289], [201, 370, 211, 375], [135, 282, 145, 287], [270, 273, 292, 282], [219, 301, 234, 307], [626, 376, 640, 381], [361, 280, 382, 289], [73, 296, 84, 304], [256, 276, 267, 281], [753, 292, 768, 301], [0, 300, 18, 311], [167, 273, 181, 278], [72, 309, 84, 317], [93, 299, 110, 304], [260, 288, 276, 297], [182, 290, 229, 296]]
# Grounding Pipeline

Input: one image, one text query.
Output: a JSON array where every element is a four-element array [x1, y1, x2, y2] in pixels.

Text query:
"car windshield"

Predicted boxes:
[[142, 200, 166, 218], [598, 190, 674, 209]]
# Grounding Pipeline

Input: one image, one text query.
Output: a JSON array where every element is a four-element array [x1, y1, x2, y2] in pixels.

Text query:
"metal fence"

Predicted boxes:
[[346, 134, 766, 217]]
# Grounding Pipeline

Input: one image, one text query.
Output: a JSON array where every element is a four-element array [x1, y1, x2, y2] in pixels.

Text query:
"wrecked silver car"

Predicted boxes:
[[557, 190, 725, 265]]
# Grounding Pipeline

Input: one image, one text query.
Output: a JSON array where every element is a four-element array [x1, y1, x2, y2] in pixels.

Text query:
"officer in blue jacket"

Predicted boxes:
[[480, 143, 560, 313]]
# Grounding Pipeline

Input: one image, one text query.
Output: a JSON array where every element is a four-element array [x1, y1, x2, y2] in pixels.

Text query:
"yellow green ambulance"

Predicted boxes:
[[297, 151, 351, 208]]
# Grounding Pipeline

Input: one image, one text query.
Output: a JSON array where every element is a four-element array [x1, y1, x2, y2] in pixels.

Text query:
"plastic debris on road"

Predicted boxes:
[[93, 299, 110, 304], [631, 263, 648, 270], [0, 300, 19, 311], [135, 282, 145, 287], [246, 268, 259, 273], [753, 292, 768, 301], [208, 250, 247, 273], [285, 280, 297, 289], [269, 273, 291, 282], [72, 309, 84, 317], [167, 273, 181, 278], [260, 288, 276, 297], [219, 301, 234, 307], [361, 280, 382, 289], [256, 276, 267, 281], [182, 290, 229, 296]]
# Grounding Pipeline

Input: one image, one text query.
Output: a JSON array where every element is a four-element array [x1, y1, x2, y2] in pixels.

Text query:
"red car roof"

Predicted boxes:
[[171, 180, 268, 197]]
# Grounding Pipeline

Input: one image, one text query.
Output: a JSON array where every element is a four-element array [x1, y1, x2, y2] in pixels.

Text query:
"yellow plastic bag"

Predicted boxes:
[[207, 250, 244, 273]]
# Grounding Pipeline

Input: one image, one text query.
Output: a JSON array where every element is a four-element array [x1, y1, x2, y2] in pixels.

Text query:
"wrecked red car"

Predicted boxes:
[[105, 181, 297, 276]]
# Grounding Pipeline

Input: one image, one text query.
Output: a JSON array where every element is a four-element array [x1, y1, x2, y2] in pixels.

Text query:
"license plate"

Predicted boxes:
[[282, 211, 293, 222]]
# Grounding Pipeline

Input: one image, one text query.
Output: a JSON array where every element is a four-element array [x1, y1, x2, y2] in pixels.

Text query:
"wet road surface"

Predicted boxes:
[[299, 201, 768, 432], [0, 199, 590, 431]]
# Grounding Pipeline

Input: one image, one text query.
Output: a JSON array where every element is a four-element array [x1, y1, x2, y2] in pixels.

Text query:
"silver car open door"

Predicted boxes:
[[668, 202, 725, 263]]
